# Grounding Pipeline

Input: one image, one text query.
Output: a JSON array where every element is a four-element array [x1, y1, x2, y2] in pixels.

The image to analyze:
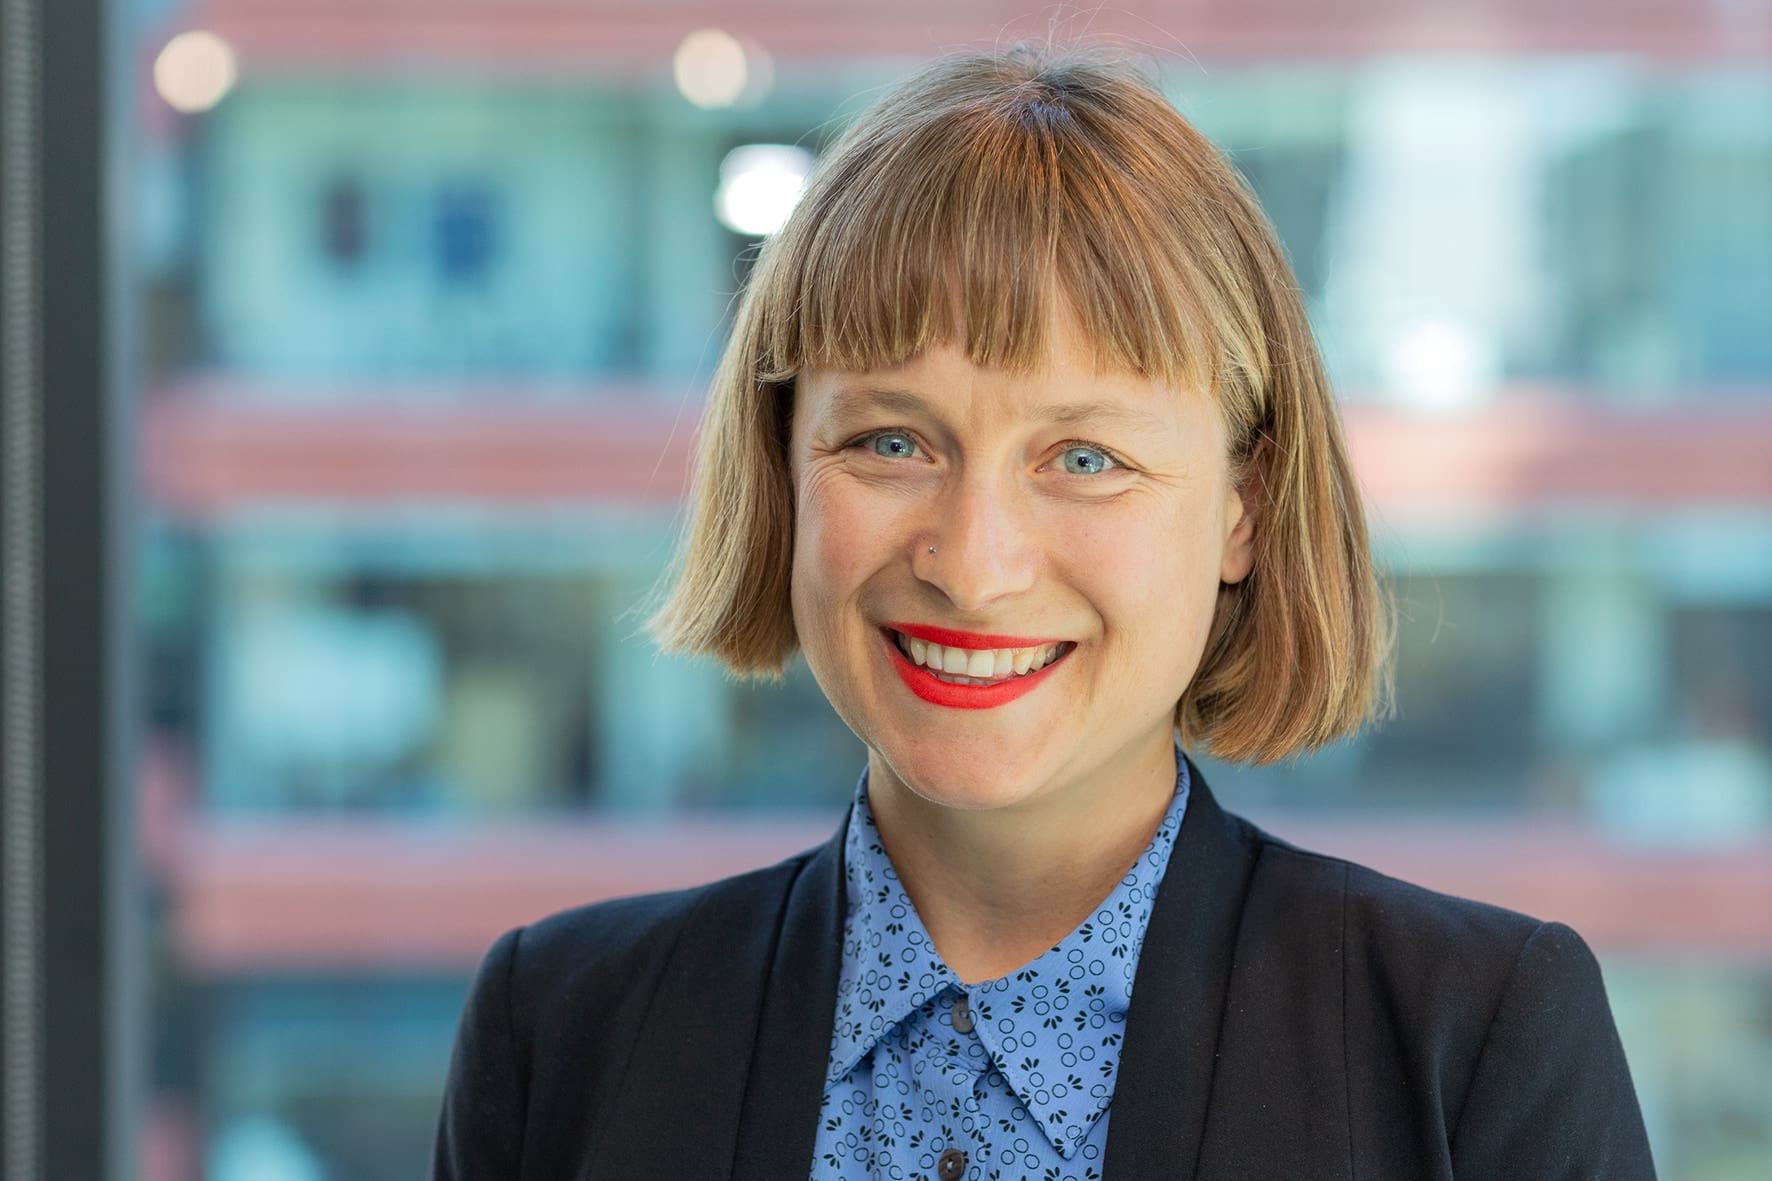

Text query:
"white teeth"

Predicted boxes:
[[892, 631, 1069, 682]]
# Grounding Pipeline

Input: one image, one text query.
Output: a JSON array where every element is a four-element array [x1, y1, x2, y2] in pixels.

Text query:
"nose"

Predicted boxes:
[[915, 472, 1037, 612]]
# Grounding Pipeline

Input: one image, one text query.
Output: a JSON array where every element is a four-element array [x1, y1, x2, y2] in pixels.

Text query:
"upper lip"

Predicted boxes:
[[883, 621, 1072, 650]]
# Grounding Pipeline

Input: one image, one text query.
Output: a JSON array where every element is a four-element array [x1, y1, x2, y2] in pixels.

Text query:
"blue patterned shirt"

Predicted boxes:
[[813, 737, 1192, 1181]]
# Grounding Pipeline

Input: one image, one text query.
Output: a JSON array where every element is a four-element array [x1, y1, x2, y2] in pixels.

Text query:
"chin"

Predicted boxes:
[[887, 748, 1049, 810]]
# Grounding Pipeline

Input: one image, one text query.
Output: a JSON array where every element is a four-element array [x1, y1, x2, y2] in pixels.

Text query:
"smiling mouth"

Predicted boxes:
[[880, 626, 1076, 685]]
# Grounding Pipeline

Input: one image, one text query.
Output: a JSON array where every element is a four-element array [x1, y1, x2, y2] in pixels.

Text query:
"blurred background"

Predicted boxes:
[[5, 0, 1771, 1178]]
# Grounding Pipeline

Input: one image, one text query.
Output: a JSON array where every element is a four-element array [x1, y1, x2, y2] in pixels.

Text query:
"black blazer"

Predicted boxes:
[[432, 752, 1657, 1180]]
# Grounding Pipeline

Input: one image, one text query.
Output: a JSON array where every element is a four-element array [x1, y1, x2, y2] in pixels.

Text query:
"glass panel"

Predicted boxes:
[[117, 4, 1770, 1175]]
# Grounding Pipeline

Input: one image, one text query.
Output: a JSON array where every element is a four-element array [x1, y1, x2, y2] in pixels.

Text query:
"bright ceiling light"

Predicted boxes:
[[154, 29, 238, 114], [674, 29, 749, 110], [1384, 319, 1497, 412], [715, 144, 815, 237]]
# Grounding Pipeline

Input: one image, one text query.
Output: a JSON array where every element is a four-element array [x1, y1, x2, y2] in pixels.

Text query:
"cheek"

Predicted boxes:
[[1070, 505, 1221, 661], [791, 471, 885, 626], [1078, 502, 1208, 593], [798, 471, 872, 562]]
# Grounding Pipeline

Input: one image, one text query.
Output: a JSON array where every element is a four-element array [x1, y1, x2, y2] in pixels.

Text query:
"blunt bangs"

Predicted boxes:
[[751, 62, 1221, 403]]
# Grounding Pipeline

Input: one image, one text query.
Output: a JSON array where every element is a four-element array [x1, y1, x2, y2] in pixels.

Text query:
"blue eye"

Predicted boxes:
[[1058, 444, 1117, 476], [849, 429, 1128, 479], [865, 430, 918, 460]]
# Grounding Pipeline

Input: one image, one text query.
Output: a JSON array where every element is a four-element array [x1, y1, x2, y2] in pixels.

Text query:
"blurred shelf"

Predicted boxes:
[[158, 808, 1772, 973], [140, 378, 696, 515], [162, 811, 840, 972], [167, 0, 1772, 67], [139, 381, 1772, 521]]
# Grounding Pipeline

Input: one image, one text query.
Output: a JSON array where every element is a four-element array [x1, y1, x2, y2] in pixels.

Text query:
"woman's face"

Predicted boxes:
[[787, 295, 1256, 814]]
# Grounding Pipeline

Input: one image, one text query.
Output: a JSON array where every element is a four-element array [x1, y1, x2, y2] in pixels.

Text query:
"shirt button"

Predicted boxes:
[[951, 993, 974, 1033], [938, 1147, 967, 1179]]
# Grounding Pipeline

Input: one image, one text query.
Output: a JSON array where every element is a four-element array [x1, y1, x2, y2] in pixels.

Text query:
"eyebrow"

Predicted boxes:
[[823, 384, 1168, 433]]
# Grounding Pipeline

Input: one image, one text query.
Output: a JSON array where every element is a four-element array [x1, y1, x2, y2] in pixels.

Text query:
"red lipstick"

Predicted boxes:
[[878, 625, 1075, 710], [883, 621, 1069, 650]]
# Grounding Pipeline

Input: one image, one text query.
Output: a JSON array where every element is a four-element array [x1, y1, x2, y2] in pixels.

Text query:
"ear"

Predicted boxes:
[[1219, 458, 1261, 587]]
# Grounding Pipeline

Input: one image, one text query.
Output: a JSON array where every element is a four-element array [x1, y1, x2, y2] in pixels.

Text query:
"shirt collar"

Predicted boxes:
[[824, 737, 1193, 1158]]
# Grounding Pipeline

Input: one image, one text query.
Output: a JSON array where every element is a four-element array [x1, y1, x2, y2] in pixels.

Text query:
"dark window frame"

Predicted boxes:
[[2, 0, 140, 1177]]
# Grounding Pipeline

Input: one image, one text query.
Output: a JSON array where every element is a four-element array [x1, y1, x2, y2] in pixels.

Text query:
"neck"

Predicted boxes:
[[863, 727, 1181, 985]]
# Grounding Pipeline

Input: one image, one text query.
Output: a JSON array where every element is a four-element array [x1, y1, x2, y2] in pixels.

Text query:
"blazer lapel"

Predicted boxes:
[[1101, 753, 1262, 1180], [729, 804, 850, 1180]]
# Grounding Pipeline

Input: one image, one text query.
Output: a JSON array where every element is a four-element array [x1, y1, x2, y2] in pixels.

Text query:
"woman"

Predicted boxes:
[[432, 46, 1657, 1180]]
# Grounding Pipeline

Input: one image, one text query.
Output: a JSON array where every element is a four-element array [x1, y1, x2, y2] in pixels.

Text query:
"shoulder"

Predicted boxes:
[[477, 842, 821, 1025], [1235, 817, 1612, 1039], [433, 843, 829, 1178], [1241, 816, 1554, 963], [1228, 817, 1652, 1170]]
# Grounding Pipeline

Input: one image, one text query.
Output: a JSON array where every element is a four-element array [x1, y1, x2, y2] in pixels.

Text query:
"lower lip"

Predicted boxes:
[[880, 627, 1074, 710]]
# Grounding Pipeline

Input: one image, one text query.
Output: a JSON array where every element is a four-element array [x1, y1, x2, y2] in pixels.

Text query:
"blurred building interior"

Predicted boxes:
[[105, 1, 1772, 1177]]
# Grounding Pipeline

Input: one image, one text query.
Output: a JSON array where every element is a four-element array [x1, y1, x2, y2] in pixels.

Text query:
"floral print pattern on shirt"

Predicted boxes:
[[812, 737, 1191, 1181]]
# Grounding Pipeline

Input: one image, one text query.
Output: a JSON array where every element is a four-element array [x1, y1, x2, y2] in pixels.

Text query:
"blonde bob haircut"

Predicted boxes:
[[639, 43, 1396, 766]]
